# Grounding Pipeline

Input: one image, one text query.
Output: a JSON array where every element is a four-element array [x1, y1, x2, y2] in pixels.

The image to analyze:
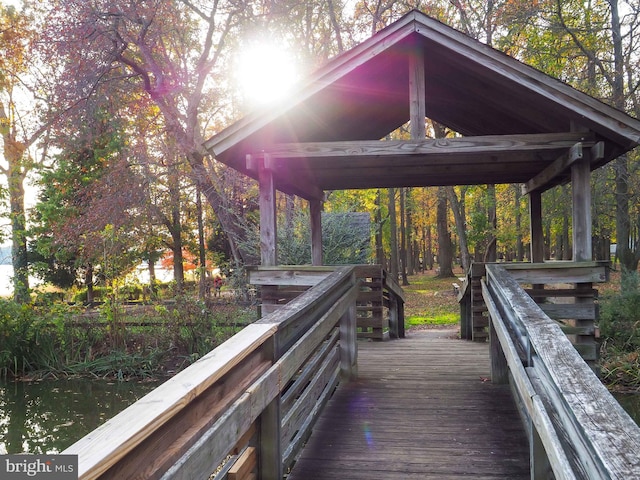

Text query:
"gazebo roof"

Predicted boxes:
[[205, 10, 640, 200]]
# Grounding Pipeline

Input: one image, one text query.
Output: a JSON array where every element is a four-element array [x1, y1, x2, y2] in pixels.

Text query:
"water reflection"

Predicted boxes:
[[0, 378, 160, 454]]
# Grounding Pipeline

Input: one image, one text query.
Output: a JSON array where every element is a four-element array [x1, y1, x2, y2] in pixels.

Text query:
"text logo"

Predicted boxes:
[[1, 455, 77, 479]]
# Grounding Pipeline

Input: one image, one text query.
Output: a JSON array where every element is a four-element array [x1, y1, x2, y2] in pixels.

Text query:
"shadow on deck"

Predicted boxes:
[[287, 328, 529, 480]]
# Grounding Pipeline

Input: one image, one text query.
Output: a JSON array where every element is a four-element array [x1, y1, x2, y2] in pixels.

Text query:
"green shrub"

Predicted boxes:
[[0, 293, 255, 380], [0, 300, 62, 378], [600, 345, 640, 392], [599, 271, 640, 351], [72, 286, 111, 304], [118, 283, 143, 301]]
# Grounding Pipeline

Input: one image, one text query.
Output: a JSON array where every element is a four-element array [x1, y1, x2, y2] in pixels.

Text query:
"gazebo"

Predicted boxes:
[[205, 9, 640, 271]]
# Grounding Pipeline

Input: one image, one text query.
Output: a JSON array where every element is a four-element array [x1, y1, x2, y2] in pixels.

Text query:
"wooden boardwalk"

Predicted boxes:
[[287, 328, 530, 479]]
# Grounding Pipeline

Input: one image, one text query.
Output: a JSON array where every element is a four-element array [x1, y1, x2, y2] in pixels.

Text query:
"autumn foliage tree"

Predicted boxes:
[[39, 0, 266, 268], [33, 101, 145, 302]]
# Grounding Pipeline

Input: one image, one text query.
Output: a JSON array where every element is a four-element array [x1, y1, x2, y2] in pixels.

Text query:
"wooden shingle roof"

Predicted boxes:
[[205, 10, 640, 200]]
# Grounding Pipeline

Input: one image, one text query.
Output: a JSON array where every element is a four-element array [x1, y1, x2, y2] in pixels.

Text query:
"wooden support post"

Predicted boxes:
[[529, 191, 544, 263], [470, 264, 488, 342], [571, 154, 592, 262], [572, 149, 596, 362], [528, 190, 546, 299], [259, 336, 282, 480], [259, 155, 277, 267], [409, 45, 426, 140], [489, 317, 508, 384], [568, 128, 597, 365], [310, 198, 323, 266], [397, 298, 405, 339], [257, 155, 279, 317], [388, 296, 398, 339], [460, 291, 472, 340], [339, 301, 358, 380], [530, 419, 552, 480]]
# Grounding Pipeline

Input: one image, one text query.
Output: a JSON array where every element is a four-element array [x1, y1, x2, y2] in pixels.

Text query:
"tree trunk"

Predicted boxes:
[[375, 190, 385, 268], [190, 159, 251, 266], [9, 170, 29, 303], [171, 207, 184, 292], [515, 185, 524, 261], [610, 0, 638, 272], [168, 166, 185, 291], [446, 186, 470, 272], [562, 187, 571, 260], [147, 257, 157, 297], [399, 188, 409, 285], [406, 188, 415, 276], [484, 184, 497, 262], [388, 188, 399, 281], [426, 225, 434, 270], [5, 140, 29, 303], [85, 264, 94, 305], [197, 186, 207, 300], [437, 187, 454, 277], [326, 0, 344, 53]]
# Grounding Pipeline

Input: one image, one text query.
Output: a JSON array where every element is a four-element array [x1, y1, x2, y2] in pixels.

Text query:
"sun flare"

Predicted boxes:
[[234, 42, 299, 107]]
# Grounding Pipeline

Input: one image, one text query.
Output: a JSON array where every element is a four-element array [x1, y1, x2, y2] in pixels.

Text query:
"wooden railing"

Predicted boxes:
[[482, 264, 640, 479], [459, 262, 605, 363], [249, 265, 405, 340], [63, 267, 360, 480]]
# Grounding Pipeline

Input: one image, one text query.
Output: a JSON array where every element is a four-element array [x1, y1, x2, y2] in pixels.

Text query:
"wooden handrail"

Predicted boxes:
[[64, 267, 360, 480], [483, 264, 640, 479]]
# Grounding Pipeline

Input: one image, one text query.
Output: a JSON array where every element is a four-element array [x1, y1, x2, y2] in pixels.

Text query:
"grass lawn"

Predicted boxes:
[[402, 268, 464, 330]]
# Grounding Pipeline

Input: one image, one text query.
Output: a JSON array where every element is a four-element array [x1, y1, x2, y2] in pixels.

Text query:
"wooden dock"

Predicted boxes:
[[286, 328, 530, 479]]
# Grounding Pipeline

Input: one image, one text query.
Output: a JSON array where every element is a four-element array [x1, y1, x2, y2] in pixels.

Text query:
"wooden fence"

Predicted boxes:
[[63, 266, 360, 480], [248, 265, 405, 340], [482, 264, 640, 479]]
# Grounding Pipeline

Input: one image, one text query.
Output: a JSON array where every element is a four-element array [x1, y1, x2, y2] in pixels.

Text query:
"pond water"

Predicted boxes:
[[0, 378, 161, 454]]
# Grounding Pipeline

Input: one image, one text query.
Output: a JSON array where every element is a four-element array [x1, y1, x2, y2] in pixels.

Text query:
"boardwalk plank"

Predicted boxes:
[[286, 329, 529, 480]]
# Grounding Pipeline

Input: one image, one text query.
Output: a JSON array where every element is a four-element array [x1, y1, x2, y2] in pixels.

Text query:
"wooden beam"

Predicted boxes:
[[522, 143, 583, 194], [251, 132, 593, 160], [409, 45, 426, 140]]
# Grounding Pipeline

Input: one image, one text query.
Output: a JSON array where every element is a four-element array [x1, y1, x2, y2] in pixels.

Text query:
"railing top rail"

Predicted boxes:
[[64, 323, 277, 479], [64, 266, 358, 480], [248, 265, 336, 287], [485, 264, 640, 478]]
